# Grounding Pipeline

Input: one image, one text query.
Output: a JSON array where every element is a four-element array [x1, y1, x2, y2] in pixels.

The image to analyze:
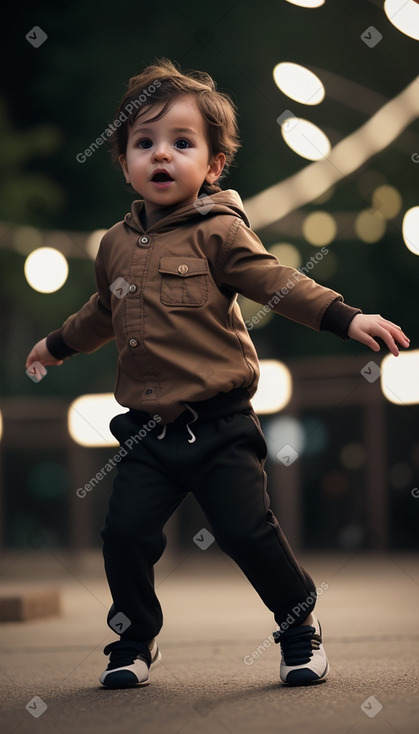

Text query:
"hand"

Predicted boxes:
[[347, 314, 410, 356], [25, 338, 63, 369]]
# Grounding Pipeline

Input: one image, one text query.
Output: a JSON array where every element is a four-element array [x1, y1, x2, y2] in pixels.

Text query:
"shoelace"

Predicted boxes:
[[103, 640, 151, 670], [275, 625, 321, 666]]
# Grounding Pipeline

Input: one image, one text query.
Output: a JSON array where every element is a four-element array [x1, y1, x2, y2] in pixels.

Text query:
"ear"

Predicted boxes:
[[119, 154, 130, 184], [206, 152, 226, 184]]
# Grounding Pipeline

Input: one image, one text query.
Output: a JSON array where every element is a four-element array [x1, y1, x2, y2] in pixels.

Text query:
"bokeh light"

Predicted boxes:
[[285, 0, 325, 6], [269, 242, 302, 268], [265, 416, 304, 462], [86, 229, 108, 259], [355, 209, 386, 243], [280, 117, 331, 161], [68, 394, 127, 446], [402, 206, 419, 255], [384, 0, 419, 40], [372, 185, 402, 219], [273, 62, 325, 105], [381, 350, 419, 405], [24, 247, 69, 293], [302, 211, 337, 245], [253, 361, 293, 414]]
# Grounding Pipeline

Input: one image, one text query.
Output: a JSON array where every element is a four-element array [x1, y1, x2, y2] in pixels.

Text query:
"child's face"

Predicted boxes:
[[119, 95, 226, 224]]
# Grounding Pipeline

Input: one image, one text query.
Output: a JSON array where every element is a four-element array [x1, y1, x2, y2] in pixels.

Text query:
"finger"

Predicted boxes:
[[25, 353, 38, 368], [395, 332, 410, 347], [379, 318, 410, 339], [380, 322, 410, 346], [361, 334, 381, 352], [376, 327, 399, 356]]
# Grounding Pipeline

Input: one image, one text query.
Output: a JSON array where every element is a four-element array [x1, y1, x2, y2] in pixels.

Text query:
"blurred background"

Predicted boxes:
[[1, 0, 419, 556]]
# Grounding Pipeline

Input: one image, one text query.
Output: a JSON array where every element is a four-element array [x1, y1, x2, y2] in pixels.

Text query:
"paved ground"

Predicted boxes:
[[0, 548, 418, 734]]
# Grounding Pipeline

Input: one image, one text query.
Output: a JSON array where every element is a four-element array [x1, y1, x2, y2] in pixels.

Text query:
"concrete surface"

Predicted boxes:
[[0, 548, 418, 734]]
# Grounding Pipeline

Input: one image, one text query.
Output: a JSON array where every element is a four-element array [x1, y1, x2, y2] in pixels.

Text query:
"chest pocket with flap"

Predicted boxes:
[[158, 256, 209, 307]]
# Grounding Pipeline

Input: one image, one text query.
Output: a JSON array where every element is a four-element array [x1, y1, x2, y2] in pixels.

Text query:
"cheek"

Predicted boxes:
[[127, 157, 144, 176]]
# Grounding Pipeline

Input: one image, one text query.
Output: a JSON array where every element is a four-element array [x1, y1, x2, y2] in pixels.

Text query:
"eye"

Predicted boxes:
[[136, 138, 152, 149], [174, 138, 191, 149]]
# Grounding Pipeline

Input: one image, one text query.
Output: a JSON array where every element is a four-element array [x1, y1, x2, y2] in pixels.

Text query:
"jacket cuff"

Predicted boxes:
[[46, 329, 78, 359], [320, 298, 362, 340]]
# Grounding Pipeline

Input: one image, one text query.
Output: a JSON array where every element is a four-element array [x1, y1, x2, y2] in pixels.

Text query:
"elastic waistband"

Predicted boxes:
[[183, 387, 252, 422], [130, 387, 253, 430]]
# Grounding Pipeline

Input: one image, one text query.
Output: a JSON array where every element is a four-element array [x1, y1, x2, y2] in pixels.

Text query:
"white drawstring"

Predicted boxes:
[[183, 404, 199, 444], [156, 424, 167, 440], [156, 404, 199, 443]]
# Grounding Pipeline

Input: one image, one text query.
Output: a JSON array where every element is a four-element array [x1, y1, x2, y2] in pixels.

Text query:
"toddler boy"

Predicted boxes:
[[26, 58, 409, 688]]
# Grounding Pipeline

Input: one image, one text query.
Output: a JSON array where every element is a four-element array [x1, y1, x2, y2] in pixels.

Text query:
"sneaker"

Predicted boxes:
[[275, 616, 329, 686], [99, 639, 161, 689]]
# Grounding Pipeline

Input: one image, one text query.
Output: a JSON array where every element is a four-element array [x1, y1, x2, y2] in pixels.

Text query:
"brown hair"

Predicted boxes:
[[108, 57, 241, 195]]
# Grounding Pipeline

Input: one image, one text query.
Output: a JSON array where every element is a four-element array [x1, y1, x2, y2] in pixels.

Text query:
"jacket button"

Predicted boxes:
[[177, 264, 189, 275], [129, 284, 137, 293], [145, 388, 153, 395], [129, 338, 138, 347], [138, 236, 150, 247]]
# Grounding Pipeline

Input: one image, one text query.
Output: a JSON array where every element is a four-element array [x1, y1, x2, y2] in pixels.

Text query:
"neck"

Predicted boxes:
[[141, 202, 186, 230]]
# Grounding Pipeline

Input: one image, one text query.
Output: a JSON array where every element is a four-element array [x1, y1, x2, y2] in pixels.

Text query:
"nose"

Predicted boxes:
[[152, 142, 172, 161]]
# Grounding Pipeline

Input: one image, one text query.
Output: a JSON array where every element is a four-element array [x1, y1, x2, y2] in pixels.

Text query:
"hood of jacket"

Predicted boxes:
[[123, 189, 251, 235]]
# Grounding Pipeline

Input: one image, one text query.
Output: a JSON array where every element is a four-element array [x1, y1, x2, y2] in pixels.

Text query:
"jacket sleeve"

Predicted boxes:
[[46, 243, 115, 360], [217, 219, 361, 338]]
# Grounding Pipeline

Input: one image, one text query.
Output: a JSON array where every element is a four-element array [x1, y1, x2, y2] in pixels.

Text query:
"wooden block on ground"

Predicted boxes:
[[0, 587, 61, 622]]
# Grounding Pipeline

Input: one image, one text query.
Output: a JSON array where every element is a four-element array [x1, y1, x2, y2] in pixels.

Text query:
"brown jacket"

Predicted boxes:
[[47, 190, 360, 423]]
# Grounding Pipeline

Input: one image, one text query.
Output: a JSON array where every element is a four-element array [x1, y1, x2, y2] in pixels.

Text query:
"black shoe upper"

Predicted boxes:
[[274, 625, 320, 666], [103, 640, 152, 670]]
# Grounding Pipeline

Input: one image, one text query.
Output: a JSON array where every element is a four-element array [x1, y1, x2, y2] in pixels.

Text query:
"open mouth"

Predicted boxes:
[[151, 171, 174, 182]]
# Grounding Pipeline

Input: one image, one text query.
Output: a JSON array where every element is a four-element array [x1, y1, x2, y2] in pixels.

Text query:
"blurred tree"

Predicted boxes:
[[0, 98, 64, 223]]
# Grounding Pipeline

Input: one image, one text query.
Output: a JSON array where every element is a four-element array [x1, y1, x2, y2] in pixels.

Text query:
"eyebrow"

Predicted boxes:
[[132, 126, 198, 136]]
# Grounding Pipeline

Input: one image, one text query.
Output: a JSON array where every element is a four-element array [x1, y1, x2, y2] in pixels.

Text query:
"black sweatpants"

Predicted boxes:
[[100, 407, 317, 643]]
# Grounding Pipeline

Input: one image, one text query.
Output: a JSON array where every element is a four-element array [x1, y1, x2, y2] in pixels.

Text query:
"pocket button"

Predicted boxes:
[[177, 264, 189, 275]]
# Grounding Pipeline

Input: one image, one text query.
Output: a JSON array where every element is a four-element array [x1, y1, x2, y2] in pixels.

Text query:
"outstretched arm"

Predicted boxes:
[[347, 314, 410, 356]]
